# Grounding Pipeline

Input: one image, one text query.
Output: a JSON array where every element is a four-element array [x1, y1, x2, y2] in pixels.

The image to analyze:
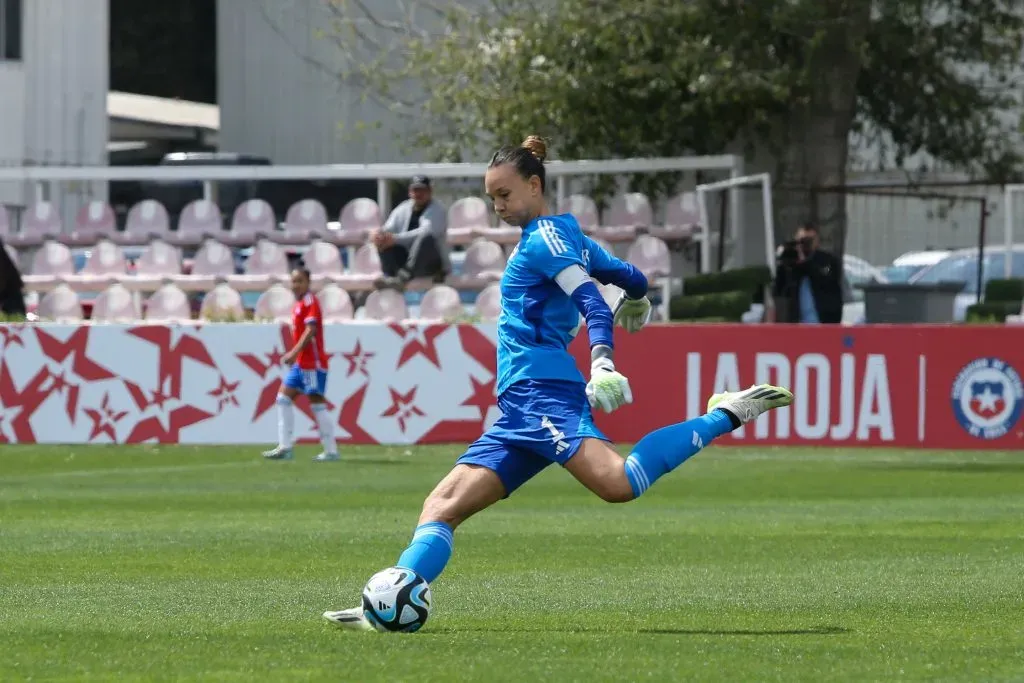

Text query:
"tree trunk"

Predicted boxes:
[[773, 1, 874, 255]]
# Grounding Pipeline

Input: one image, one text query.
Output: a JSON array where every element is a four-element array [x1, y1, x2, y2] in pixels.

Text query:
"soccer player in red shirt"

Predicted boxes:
[[263, 267, 339, 462]]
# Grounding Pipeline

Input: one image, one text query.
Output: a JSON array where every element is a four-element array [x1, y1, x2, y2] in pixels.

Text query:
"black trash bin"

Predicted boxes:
[[858, 281, 966, 323]]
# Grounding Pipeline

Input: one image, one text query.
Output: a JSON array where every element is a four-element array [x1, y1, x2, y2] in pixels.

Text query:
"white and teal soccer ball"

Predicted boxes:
[[361, 567, 432, 633]]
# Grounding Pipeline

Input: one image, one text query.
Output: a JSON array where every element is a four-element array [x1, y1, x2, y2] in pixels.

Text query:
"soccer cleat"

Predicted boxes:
[[313, 452, 340, 462], [323, 607, 375, 632], [706, 384, 793, 425], [262, 446, 293, 460]]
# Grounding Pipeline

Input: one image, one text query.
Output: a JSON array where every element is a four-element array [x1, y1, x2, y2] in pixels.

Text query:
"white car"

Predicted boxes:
[[882, 249, 952, 283], [908, 244, 1024, 321]]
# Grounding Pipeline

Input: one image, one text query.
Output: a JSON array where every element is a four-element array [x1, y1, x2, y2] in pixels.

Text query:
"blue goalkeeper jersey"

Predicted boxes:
[[494, 213, 647, 397]]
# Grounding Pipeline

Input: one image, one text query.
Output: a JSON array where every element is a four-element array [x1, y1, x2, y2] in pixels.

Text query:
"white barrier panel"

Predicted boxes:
[[0, 323, 500, 445]]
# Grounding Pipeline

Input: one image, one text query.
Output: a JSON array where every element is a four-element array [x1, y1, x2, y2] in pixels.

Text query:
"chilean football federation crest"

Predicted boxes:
[[950, 358, 1024, 439]]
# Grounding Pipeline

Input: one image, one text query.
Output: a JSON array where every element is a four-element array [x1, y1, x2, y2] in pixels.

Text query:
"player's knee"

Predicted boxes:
[[592, 473, 635, 504]]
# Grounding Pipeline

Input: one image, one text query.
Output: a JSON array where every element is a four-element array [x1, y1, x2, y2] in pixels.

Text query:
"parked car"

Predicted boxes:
[[842, 253, 887, 324], [909, 245, 1024, 321], [882, 249, 952, 283]]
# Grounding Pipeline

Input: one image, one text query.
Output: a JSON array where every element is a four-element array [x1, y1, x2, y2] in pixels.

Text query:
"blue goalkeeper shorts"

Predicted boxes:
[[456, 379, 609, 496]]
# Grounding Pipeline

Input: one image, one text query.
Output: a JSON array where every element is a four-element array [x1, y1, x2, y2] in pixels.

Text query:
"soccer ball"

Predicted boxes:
[[361, 567, 432, 633]]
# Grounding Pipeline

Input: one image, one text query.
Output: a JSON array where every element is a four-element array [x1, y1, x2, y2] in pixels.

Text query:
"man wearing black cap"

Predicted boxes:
[[371, 175, 449, 289]]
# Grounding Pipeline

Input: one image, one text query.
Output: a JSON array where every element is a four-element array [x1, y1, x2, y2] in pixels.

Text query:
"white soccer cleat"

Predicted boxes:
[[313, 452, 340, 462], [262, 446, 293, 461], [706, 384, 793, 425], [323, 606, 375, 632]]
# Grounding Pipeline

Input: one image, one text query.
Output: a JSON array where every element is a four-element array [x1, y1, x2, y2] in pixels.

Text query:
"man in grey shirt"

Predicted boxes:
[[371, 175, 449, 289]]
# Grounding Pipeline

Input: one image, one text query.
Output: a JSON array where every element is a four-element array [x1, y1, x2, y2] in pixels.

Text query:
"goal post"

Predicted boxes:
[[695, 172, 775, 275], [1003, 184, 1024, 278]]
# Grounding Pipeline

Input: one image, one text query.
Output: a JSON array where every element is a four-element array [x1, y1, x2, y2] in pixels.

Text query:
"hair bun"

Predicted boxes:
[[521, 135, 547, 162]]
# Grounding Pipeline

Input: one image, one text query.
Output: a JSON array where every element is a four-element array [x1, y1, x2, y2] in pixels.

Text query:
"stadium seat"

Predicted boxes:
[[228, 239, 288, 291], [36, 283, 83, 321], [11, 201, 61, 249], [303, 240, 344, 285], [276, 199, 328, 245], [651, 191, 700, 242], [172, 199, 222, 247], [474, 284, 501, 321], [144, 283, 192, 322], [558, 194, 599, 233], [226, 199, 276, 247], [199, 282, 245, 321], [329, 197, 381, 247], [448, 197, 490, 245], [131, 240, 183, 291], [4, 241, 19, 269], [477, 219, 521, 245], [626, 234, 671, 279], [418, 285, 464, 321], [22, 240, 75, 290], [65, 200, 116, 247], [68, 240, 128, 292], [173, 239, 234, 291], [362, 288, 408, 321], [123, 199, 171, 245], [336, 243, 381, 291], [598, 192, 653, 242], [318, 284, 354, 321], [448, 239, 506, 289], [254, 283, 296, 322], [91, 283, 140, 323]]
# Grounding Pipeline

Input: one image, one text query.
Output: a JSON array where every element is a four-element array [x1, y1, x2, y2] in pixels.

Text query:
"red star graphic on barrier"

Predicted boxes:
[[461, 375, 497, 420], [341, 340, 375, 378], [0, 324, 25, 349], [127, 326, 216, 401], [0, 360, 51, 443], [457, 326, 498, 376], [237, 325, 331, 422], [380, 386, 426, 433], [208, 375, 240, 412], [83, 393, 128, 442], [336, 384, 375, 443], [122, 376, 216, 443], [389, 324, 446, 369], [34, 327, 116, 425]]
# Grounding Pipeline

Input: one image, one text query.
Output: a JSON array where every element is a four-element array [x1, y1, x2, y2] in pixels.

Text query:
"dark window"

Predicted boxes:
[[1, 0, 21, 61]]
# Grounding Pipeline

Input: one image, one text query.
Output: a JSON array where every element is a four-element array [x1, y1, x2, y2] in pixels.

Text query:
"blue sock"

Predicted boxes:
[[395, 521, 454, 583], [623, 410, 734, 498]]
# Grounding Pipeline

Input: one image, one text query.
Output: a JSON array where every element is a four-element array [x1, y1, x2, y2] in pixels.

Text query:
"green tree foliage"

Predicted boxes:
[[329, 0, 1024, 244]]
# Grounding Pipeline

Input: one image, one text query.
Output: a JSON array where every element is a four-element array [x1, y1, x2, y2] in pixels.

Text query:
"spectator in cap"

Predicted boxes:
[[370, 175, 449, 289]]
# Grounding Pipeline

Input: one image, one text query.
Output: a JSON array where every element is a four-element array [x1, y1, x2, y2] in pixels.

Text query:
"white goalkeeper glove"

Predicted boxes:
[[586, 356, 634, 413], [612, 293, 652, 333]]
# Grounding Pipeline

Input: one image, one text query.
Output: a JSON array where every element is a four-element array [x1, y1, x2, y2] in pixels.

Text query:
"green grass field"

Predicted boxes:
[[2, 444, 1023, 682]]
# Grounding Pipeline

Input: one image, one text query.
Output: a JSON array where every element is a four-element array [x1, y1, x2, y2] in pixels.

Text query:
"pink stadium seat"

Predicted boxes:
[[474, 284, 502, 321], [449, 239, 506, 289], [318, 284, 354, 321], [304, 240, 344, 285], [12, 201, 61, 249], [328, 198, 381, 247], [226, 199, 276, 247], [173, 199, 222, 247], [65, 200, 116, 247], [124, 199, 171, 244], [199, 283, 245, 321], [276, 199, 328, 245], [651, 191, 701, 242], [133, 241, 183, 291], [27, 241, 74, 281], [448, 197, 490, 245], [626, 235, 671, 279], [362, 288, 408, 322], [144, 283, 192, 322], [598, 193, 653, 242], [36, 284, 83, 321], [336, 243, 382, 291], [229, 239, 288, 291], [80, 240, 127, 278], [418, 285, 464, 321], [254, 284, 296, 322], [91, 283, 140, 322], [172, 239, 234, 291], [558, 194, 599, 233]]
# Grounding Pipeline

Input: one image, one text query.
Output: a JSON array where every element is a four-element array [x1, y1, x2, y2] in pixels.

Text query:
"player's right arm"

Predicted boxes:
[[524, 218, 632, 413], [584, 236, 652, 334]]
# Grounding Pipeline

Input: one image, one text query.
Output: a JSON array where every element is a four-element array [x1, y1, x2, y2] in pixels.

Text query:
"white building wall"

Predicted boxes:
[[0, 60, 26, 205]]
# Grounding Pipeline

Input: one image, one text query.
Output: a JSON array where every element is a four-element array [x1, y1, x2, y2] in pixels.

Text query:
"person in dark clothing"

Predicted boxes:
[[371, 176, 450, 290], [0, 238, 26, 318], [771, 223, 844, 324]]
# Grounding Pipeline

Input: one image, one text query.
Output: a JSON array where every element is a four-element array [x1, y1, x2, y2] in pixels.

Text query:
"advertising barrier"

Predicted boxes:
[[0, 322, 1020, 449]]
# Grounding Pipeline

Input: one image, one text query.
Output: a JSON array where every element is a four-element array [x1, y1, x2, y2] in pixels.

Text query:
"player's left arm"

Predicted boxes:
[[584, 236, 651, 333], [527, 220, 632, 413]]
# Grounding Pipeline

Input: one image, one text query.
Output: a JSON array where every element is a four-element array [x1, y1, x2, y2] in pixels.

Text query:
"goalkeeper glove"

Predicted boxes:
[[612, 293, 652, 333], [586, 357, 634, 413]]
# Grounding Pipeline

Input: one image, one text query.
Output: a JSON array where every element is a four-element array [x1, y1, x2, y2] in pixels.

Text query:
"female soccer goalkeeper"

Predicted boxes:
[[324, 136, 793, 631]]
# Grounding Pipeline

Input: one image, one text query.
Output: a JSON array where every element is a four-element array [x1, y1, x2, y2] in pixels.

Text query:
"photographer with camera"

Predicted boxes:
[[771, 223, 843, 324]]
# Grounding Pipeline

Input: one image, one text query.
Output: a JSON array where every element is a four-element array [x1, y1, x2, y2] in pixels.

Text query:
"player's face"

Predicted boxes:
[[290, 270, 309, 297], [485, 164, 542, 227]]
